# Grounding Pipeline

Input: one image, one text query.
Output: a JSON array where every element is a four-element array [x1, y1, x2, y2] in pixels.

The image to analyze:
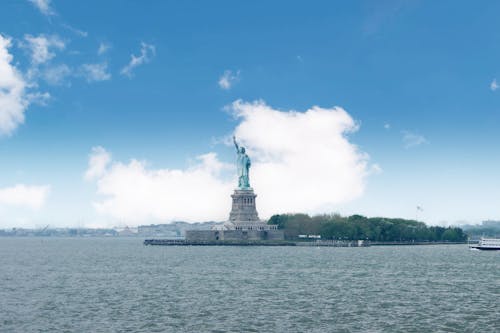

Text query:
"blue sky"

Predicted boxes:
[[1, 0, 500, 227]]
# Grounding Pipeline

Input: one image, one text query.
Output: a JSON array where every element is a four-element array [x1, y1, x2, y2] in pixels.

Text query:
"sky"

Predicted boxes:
[[1, 0, 500, 228]]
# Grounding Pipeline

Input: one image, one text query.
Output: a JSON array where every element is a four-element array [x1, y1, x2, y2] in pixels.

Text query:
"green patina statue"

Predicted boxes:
[[233, 136, 251, 189]]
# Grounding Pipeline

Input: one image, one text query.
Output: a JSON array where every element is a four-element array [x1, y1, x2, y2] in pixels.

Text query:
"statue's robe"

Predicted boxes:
[[237, 153, 251, 188]]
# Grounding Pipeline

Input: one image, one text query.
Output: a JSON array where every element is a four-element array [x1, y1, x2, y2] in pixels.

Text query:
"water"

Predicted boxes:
[[0, 238, 498, 332]]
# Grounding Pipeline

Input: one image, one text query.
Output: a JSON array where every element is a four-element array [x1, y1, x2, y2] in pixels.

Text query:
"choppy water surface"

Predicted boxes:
[[0, 239, 498, 332]]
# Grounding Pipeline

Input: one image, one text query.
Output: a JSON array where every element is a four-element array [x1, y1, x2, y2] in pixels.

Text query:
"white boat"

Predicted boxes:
[[469, 237, 500, 251]]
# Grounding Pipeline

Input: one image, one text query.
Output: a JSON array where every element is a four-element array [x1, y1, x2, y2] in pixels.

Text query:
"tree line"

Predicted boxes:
[[267, 213, 467, 242]]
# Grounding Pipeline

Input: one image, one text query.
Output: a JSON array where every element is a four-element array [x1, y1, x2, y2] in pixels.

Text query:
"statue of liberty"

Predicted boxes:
[[233, 136, 251, 189]]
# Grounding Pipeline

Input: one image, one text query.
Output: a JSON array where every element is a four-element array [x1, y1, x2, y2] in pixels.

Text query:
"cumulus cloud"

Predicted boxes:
[[28, 0, 54, 16], [22, 34, 65, 65], [231, 100, 369, 215], [0, 184, 50, 209], [218, 70, 240, 90], [0, 34, 30, 135], [79, 63, 111, 82], [86, 149, 233, 222], [87, 100, 373, 224], [402, 130, 428, 148], [490, 78, 499, 91], [120, 42, 155, 77]]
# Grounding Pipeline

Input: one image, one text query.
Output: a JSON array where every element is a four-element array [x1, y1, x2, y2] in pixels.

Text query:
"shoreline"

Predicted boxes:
[[370, 241, 467, 246], [143, 239, 468, 247]]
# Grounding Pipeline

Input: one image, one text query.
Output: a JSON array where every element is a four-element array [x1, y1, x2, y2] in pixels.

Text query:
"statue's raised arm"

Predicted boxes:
[[233, 136, 239, 152]]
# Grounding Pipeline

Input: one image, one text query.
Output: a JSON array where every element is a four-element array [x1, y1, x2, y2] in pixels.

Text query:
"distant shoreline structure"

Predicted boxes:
[[0, 214, 474, 244]]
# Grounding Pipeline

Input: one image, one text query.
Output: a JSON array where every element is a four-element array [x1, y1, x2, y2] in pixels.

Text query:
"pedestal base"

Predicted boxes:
[[227, 188, 277, 231], [229, 189, 259, 223], [185, 187, 283, 241]]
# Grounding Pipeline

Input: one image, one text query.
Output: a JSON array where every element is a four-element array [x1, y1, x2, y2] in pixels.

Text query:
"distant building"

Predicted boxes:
[[117, 226, 138, 237]]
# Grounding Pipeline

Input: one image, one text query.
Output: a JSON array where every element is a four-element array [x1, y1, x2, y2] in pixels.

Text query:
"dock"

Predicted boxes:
[[143, 239, 369, 247], [144, 239, 295, 246]]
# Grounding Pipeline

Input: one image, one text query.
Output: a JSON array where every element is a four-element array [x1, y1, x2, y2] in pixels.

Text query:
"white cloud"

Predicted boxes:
[[26, 91, 51, 105], [28, 0, 54, 16], [384, 123, 391, 129], [370, 163, 383, 175], [22, 34, 65, 65], [87, 100, 373, 224], [85, 146, 111, 181], [42, 64, 71, 85], [120, 42, 155, 77], [61, 23, 88, 38], [87, 149, 233, 222], [490, 79, 499, 91], [79, 63, 111, 82], [98, 42, 111, 55], [22, 37, 111, 85], [0, 184, 50, 209], [231, 100, 369, 216], [402, 130, 428, 148], [0, 34, 30, 135], [218, 70, 240, 90]]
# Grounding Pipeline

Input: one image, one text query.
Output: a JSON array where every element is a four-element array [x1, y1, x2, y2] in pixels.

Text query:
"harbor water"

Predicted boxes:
[[0, 238, 498, 332]]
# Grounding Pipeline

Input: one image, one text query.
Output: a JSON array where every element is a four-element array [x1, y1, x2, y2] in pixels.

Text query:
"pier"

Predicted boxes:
[[143, 239, 370, 247]]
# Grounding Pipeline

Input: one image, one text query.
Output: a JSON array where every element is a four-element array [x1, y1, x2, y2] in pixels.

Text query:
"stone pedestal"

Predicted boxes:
[[227, 188, 277, 231], [229, 189, 259, 224]]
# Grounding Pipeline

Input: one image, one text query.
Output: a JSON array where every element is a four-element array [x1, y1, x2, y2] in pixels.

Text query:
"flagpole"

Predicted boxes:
[[416, 206, 423, 221]]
